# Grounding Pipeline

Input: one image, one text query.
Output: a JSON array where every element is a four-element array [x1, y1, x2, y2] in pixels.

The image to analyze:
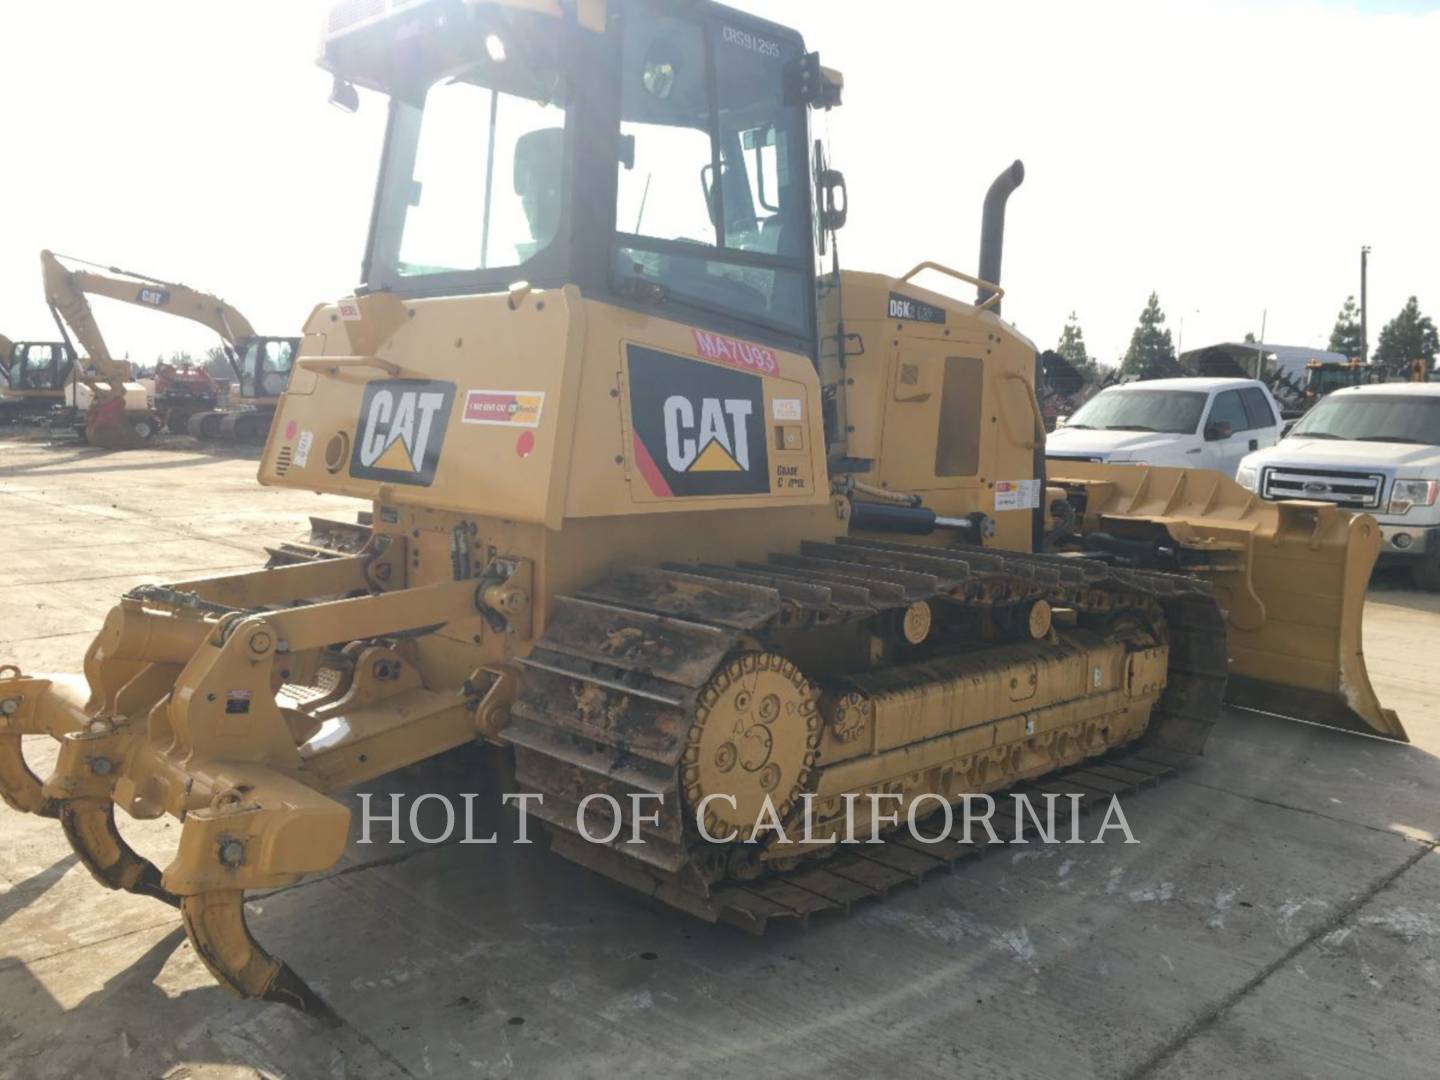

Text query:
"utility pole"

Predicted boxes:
[[1360, 245, 1371, 362]]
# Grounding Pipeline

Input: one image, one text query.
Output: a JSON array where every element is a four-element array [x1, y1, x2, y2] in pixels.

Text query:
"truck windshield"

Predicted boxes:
[[1066, 389, 1208, 434], [613, 9, 813, 338], [1290, 394, 1440, 446], [368, 53, 567, 291]]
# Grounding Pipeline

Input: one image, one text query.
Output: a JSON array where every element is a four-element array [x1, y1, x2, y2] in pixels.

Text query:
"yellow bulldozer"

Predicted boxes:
[[0, 0, 1400, 1018]]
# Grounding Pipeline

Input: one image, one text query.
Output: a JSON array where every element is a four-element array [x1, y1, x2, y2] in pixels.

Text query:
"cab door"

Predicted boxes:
[[1240, 386, 1281, 450], [1201, 389, 1251, 477], [16, 344, 58, 391]]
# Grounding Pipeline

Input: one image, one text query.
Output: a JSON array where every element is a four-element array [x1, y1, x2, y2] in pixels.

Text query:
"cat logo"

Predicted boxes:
[[628, 345, 768, 497], [137, 287, 170, 308], [350, 379, 456, 487], [664, 396, 754, 473]]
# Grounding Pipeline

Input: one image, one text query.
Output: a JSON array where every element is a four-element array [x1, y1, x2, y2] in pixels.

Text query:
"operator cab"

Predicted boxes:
[[235, 337, 300, 400], [322, 0, 841, 355], [4, 341, 75, 393]]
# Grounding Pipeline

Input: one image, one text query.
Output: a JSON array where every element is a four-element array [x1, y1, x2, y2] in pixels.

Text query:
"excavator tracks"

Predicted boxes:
[[505, 540, 1228, 933]]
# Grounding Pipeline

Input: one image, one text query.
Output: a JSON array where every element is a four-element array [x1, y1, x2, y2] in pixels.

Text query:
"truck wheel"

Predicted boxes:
[[1410, 552, 1440, 592], [130, 416, 159, 444]]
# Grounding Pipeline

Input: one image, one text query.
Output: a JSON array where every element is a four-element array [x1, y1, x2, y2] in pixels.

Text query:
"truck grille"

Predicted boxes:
[[1260, 466, 1385, 510]]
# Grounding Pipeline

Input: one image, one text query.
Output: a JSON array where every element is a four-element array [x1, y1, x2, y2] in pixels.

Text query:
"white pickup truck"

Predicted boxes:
[[1236, 383, 1440, 589], [1046, 377, 1284, 478]]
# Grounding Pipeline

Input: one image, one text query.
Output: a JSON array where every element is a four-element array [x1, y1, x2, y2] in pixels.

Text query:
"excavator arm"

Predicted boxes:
[[41, 250, 272, 448], [40, 250, 142, 421], [40, 250, 257, 371], [0, 334, 13, 378]]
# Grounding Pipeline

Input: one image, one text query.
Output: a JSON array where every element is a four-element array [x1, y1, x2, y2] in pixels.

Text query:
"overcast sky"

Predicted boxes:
[[2, 0, 1436, 366]]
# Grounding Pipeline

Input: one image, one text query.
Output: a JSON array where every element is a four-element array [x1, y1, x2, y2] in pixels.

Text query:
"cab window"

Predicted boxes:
[[1240, 387, 1276, 429], [1207, 389, 1249, 434], [17, 345, 57, 389], [613, 7, 812, 339]]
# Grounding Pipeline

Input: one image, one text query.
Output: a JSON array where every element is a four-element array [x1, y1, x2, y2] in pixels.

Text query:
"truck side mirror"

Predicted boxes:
[[1204, 421, 1233, 442]]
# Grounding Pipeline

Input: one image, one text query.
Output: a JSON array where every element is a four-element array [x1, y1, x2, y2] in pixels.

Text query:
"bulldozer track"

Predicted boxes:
[[505, 540, 1228, 934]]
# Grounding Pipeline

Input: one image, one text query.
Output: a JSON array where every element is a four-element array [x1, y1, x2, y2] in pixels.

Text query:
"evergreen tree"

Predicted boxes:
[[1243, 331, 1257, 344], [1055, 312, 1099, 383], [1373, 296, 1439, 375], [1120, 292, 1178, 379], [1327, 296, 1364, 359]]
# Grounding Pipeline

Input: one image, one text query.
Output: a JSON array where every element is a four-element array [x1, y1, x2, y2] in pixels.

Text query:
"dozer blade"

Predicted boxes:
[[1051, 462, 1406, 742]]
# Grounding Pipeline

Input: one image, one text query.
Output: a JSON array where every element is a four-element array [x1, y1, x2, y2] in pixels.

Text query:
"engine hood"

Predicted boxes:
[[1249, 438, 1440, 473], [1046, 427, 1190, 459]]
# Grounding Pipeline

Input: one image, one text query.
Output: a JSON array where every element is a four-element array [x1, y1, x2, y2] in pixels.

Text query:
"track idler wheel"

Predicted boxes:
[[59, 797, 179, 907], [181, 890, 339, 1024], [186, 411, 224, 439]]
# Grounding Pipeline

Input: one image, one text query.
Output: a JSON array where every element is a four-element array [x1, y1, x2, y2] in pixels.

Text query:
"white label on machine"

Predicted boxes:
[[772, 398, 803, 421], [293, 429, 314, 468], [337, 298, 362, 321], [994, 479, 1041, 511]]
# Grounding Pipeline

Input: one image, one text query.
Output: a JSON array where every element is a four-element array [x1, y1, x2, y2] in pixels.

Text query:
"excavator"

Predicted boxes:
[[38, 253, 160, 448], [39, 252, 301, 443], [0, 335, 77, 422], [0, 0, 1400, 1018]]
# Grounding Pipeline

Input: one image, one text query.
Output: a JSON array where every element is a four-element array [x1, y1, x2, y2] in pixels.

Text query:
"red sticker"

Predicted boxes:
[[691, 329, 778, 376], [284, 420, 298, 441], [516, 431, 535, 458], [463, 389, 544, 427]]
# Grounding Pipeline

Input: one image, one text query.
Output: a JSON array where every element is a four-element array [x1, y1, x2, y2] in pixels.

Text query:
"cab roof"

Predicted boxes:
[[1102, 377, 1267, 392], [1331, 382, 1440, 397]]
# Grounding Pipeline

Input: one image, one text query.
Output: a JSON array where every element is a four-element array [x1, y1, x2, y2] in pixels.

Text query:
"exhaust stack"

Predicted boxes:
[[977, 159, 1025, 314]]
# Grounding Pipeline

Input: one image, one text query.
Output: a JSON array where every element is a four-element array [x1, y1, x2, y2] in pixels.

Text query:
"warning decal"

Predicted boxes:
[[463, 389, 545, 428], [994, 479, 1042, 511]]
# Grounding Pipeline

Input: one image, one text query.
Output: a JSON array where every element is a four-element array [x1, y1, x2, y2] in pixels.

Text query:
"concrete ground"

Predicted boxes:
[[1, 429, 1437, 1080]]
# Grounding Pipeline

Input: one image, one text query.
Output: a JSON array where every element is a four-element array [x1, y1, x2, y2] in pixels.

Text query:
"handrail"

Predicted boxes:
[[296, 356, 404, 378], [899, 261, 1004, 311], [1002, 371, 1046, 450]]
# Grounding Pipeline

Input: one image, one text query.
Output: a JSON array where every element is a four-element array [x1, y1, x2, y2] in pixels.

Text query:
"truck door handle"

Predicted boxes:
[[1248, 438, 1259, 451]]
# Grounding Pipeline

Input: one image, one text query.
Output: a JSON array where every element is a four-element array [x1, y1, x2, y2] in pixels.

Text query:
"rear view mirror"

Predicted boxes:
[[700, 163, 718, 226], [818, 167, 847, 232], [1204, 421, 1233, 442], [328, 76, 359, 113]]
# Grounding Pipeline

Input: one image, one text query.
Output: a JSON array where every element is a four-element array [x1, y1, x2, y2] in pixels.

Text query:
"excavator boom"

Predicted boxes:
[[38, 250, 298, 443]]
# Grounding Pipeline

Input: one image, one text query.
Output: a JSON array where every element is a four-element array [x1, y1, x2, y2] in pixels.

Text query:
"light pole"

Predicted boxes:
[[1361, 245, 1371, 362]]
